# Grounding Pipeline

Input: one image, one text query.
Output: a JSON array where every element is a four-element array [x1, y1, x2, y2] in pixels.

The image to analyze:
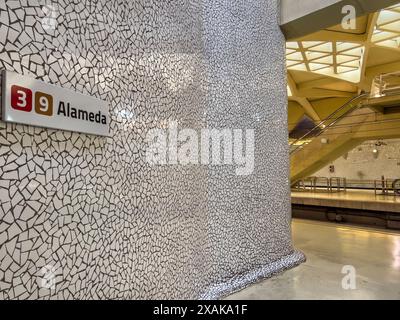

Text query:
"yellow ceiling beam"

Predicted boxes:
[[294, 97, 322, 122], [288, 101, 306, 131], [287, 72, 321, 122], [296, 30, 368, 43], [366, 61, 400, 76], [296, 77, 348, 90], [370, 43, 400, 53], [308, 97, 352, 120], [358, 13, 380, 93], [296, 88, 354, 98]]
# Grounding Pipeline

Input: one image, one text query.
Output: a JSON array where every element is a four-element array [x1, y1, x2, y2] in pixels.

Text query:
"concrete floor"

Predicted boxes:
[[226, 219, 400, 300]]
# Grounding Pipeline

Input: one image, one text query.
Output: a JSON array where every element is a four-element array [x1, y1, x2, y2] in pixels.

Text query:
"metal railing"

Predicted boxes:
[[289, 93, 370, 155], [293, 176, 347, 193], [374, 178, 400, 196], [292, 177, 400, 196], [371, 71, 400, 98]]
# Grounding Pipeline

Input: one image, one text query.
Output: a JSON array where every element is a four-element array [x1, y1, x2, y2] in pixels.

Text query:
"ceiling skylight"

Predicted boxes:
[[286, 41, 364, 83], [373, 3, 400, 50]]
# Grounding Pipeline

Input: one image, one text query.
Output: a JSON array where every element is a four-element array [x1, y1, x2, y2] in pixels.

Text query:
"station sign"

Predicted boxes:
[[1, 71, 110, 137]]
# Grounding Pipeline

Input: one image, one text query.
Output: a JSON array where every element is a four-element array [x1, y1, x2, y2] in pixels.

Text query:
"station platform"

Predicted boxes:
[[291, 190, 400, 230], [292, 189, 400, 213]]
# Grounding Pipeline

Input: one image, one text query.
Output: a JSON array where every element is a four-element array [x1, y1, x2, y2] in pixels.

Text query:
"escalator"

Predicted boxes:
[[290, 72, 400, 185]]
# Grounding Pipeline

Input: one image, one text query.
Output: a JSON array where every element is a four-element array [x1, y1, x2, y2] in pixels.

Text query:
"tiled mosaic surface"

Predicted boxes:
[[0, 0, 304, 299]]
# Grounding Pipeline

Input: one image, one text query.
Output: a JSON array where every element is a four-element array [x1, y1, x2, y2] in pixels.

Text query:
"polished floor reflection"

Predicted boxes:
[[226, 219, 400, 300]]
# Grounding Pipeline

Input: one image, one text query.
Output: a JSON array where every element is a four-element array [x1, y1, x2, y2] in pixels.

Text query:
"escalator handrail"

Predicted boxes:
[[290, 100, 363, 155], [289, 93, 369, 155]]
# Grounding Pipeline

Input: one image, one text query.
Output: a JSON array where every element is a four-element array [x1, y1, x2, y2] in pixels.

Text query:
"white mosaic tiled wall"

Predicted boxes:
[[0, 0, 304, 299], [315, 139, 400, 180]]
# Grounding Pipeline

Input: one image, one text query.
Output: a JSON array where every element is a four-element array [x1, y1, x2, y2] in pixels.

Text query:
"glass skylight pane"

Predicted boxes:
[[315, 66, 334, 76], [338, 70, 361, 83], [343, 47, 363, 57], [375, 38, 400, 49], [336, 54, 359, 64], [286, 52, 303, 61], [336, 42, 360, 52], [288, 64, 308, 71], [377, 10, 400, 26], [309, 42, 333, 53], [304, 51, 328, 60], [302, 41, 323, 48], [286, 60, 301, 67], [380, 20, 400, 33], [337, 66, 358, 74], [372, 30, 398, 42], [309, 63, 329, 71], [312, 56, 333, 64], [287, 42, 299, 49], [340, 60, 361, 68]]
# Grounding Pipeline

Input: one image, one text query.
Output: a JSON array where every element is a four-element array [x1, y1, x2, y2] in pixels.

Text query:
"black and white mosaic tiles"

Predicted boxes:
[[0, 0, 304, 299]]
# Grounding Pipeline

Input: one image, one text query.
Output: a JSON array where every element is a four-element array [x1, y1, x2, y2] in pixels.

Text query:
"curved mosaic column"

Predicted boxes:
[[0, 0, 304, 299]]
